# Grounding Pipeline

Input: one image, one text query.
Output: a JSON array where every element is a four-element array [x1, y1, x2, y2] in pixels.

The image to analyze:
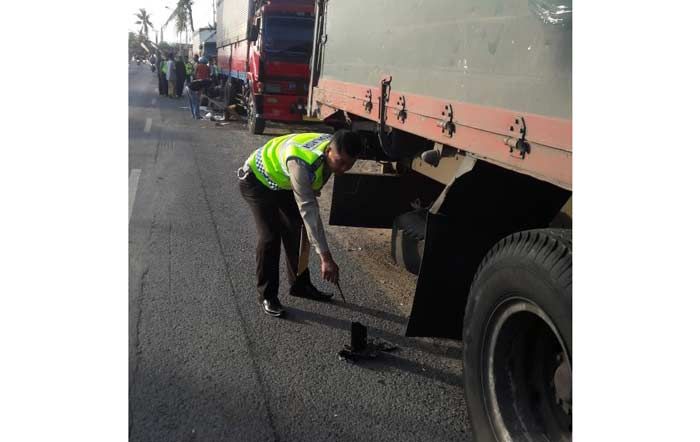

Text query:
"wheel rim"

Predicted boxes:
[[482, 297, 572, 441]]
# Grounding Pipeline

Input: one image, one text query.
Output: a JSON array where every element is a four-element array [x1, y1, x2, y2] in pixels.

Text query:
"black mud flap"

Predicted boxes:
[[329, 173, 413, 228], [329, 173, 406, 228], [405, 161, 571, 339], [329, 171, 444, 229], [405, 212, 473, 339]]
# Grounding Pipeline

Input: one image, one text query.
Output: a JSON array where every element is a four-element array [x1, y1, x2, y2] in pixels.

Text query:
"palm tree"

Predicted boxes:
[[164, 1, 195, 34], [134, 8, 154, 40], [184, 0, 195, 34]]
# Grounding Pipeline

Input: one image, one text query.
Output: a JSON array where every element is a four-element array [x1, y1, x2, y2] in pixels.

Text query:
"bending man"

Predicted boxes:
[[238, 131, 361, 317]]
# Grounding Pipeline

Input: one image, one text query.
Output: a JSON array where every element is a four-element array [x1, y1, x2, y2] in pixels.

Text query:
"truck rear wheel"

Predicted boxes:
[[462, 229, 572, 442], [247, 93, 265, 135], [391, 209, 427, 275]]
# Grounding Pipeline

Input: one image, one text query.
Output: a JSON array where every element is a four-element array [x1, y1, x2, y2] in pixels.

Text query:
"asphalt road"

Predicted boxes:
[[128, 64, 470, 441]]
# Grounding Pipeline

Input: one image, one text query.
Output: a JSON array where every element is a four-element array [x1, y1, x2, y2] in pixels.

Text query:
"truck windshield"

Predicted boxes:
[[263, 16, 314, 57]]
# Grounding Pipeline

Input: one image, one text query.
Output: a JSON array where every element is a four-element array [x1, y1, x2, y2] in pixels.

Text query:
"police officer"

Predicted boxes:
[[238, 131, 361, 317]]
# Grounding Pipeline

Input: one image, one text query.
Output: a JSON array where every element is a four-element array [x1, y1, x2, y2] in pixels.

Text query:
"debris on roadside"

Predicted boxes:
[[338, 322, 398, 362]]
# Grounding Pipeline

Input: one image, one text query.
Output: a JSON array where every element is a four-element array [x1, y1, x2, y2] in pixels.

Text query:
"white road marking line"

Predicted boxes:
[[151, 98, 156, 105], [129, 169, 142, 221], [144, 118, 152, 133]]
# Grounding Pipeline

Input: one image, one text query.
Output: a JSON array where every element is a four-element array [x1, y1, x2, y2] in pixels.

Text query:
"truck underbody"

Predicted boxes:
[[326, 118, 570, 338]]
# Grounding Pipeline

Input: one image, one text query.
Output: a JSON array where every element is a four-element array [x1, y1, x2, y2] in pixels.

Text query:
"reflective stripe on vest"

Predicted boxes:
[[247, 133, 332, 191]]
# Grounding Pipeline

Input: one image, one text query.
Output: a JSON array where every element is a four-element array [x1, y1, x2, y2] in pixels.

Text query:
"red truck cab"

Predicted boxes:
[[217, 0, 315, 134]]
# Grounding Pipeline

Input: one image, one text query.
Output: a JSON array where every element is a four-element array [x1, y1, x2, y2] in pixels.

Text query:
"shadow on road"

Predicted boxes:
[[283, 306, 463, 387], [329, 300, 408, 326]]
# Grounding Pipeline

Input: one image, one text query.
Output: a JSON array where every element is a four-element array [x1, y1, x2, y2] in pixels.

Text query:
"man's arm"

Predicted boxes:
[[288, 158, 339, 283], [287, 158, 330, 255]]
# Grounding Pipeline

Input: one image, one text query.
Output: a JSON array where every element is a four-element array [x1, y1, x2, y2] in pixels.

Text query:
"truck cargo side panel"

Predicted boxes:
[[320, 0, 571, 120], [216, 0, 252, 48]]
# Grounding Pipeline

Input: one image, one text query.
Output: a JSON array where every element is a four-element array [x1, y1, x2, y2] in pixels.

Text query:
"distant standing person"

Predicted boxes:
[[157, 55, 167, 96], [166, 53, 176, 98], [185, 57, 212, 120], [191, 54, 199, 82], [175, 55, 186, 98], [184, 56, 193, 84], [195, 56, 209, 81], [209, 58, 220, 85]]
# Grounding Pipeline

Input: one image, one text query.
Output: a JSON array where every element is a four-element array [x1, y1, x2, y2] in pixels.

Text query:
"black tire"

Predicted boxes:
[[247, 93, 265, 135], [462, 229, 572, 442], [224, 79, 234, 106], [391, 209, 427, 275]]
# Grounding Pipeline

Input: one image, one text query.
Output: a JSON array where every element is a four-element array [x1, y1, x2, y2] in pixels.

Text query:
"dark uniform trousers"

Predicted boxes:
[[239, 172, 310, 301]]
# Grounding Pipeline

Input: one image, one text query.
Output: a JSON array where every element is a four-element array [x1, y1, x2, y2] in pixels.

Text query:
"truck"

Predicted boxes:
[[191, 27, 217, 61], [306, 1, 572, 441], [216, 0, 315, 133]]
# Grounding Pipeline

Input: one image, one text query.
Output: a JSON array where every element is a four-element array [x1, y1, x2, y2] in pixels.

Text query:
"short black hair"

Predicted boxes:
[[331, 130, 362, 158]]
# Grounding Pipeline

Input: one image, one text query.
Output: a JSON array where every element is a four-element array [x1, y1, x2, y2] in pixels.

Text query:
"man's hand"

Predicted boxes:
[[320, 251, 339, 284]]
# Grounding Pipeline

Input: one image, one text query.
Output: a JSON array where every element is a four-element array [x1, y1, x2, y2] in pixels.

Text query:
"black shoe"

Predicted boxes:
[[289, 282, 334, 301], [261, 298, 285, 317]]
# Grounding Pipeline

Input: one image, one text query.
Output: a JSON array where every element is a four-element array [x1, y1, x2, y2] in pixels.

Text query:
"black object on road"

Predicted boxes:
[[351, 322, 367, 351], [338, 321, 398, 362]]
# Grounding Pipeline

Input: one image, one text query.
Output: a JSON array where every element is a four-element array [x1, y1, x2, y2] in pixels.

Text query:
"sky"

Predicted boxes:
[[129, 0, 217, 44]]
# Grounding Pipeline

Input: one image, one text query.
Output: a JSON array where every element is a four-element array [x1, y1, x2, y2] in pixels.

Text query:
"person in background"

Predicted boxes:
[[209, 58, 220, 85], [186, 57, 212, 120], [185, 81, 202, 120], [184, 56, 194, 85], [166, 53, 176, 98], [195, 56, 209, 81], [175, 55, 186, 98], [157, 54, 167, 96]]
